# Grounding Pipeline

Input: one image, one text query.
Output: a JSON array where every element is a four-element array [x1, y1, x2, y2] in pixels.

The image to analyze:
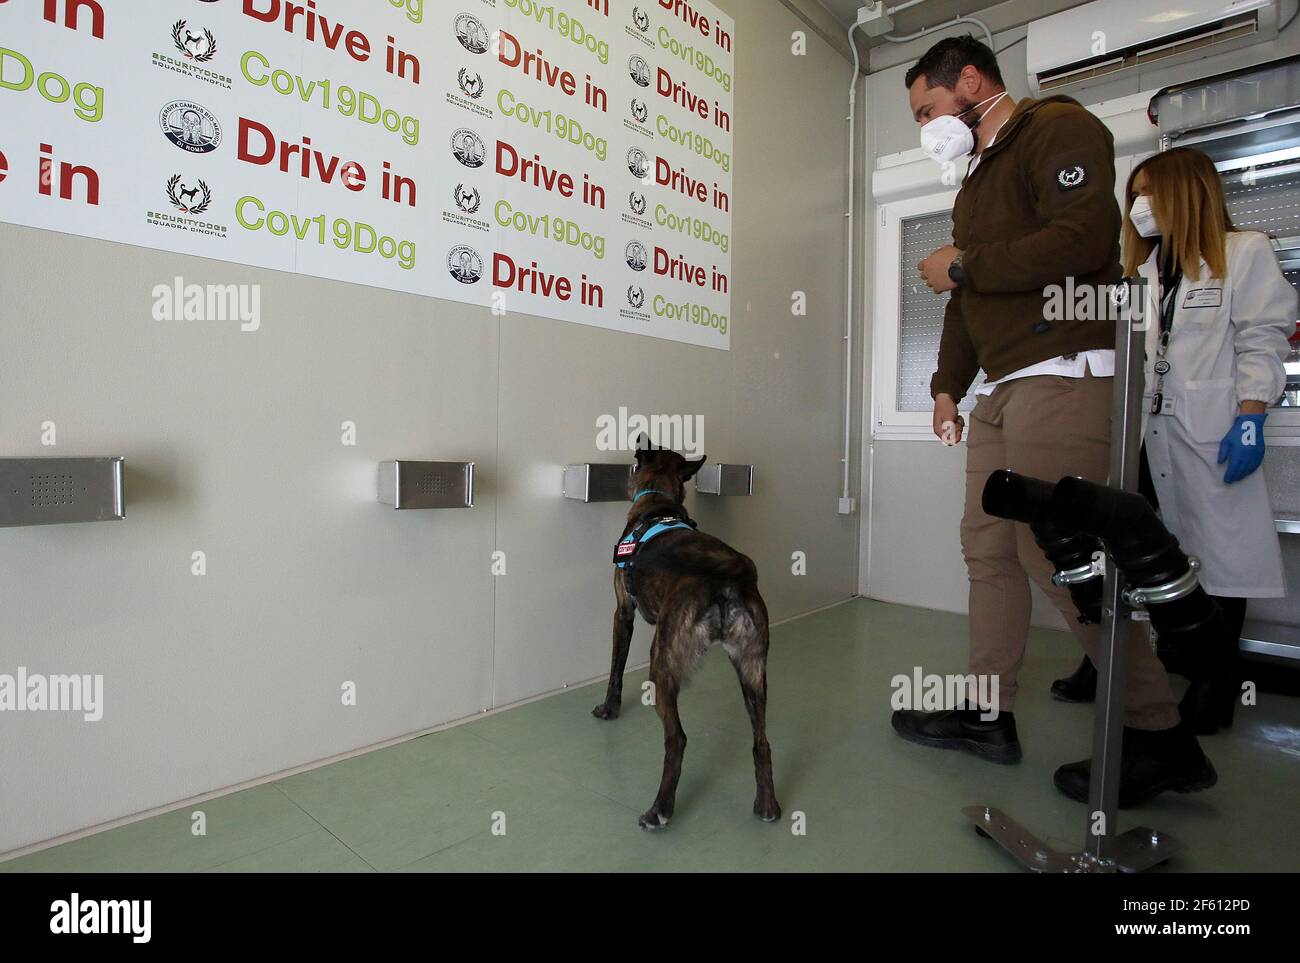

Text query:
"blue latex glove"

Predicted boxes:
[[1218, 413, 1268, 484]]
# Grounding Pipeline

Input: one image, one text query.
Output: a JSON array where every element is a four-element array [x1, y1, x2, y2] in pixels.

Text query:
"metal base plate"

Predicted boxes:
[[963, 806, 1180, 873]]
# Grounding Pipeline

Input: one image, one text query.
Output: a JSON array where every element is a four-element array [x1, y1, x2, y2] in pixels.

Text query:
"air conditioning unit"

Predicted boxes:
[[1027, 0, 1280, 97]]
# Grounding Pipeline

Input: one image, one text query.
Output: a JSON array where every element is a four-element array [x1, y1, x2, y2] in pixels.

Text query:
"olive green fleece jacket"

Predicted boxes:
[[931, 95, 1124, 402]]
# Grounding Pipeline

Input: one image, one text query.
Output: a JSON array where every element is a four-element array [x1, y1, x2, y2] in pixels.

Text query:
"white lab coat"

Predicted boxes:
[[1137, 230, 1293, 598]]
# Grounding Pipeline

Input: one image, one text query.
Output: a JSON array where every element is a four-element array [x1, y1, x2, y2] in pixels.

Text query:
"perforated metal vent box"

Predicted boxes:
[[695, 463, 753, 496], [377, 461, 474, 509], [0, 457, 125, 527], [562, 463, 633, 502]]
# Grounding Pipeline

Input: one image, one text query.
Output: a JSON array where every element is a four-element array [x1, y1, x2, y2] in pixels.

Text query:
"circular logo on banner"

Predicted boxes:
[[1154, 360, 1171, 375], [625, 241, 648, 272], [448, 246, 483, 285], [629, 56, 650, 88], [455, 14, 489, 55], [451, 129, 485, 168], [629, 191, 647, 216], [627, 147, 649, 179], [632, 6, 651, 33], [160, 101, 222, 153], [631, 98, 648, 123], [627, 286, 646, 309]]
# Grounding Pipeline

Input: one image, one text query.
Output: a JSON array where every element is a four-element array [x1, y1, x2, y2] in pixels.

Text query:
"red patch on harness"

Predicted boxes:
[[616, 541, 637, 556]]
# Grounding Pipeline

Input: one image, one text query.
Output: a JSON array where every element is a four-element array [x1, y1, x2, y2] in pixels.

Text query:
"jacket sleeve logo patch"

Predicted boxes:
[[1057, 164, 1086, 190]]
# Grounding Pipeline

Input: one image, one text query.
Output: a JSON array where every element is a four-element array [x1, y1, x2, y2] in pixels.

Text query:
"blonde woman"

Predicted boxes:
[[1104, 148, 1291, 736], [1055, 148, 1293, 729]]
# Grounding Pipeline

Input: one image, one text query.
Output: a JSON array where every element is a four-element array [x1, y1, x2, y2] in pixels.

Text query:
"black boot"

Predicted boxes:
[[891, 707, 1022, 765], [1179, 677, 1239, 735], [1178, 604, 1245, 735], [1050, 656, 1096, 703], [1053, 724, 1217, 807], [1167, 598, 1247, 735]]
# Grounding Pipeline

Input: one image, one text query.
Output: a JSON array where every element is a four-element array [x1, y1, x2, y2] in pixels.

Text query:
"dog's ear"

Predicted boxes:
[[633, 433, 654, 465], [679, 455, 707, 482]]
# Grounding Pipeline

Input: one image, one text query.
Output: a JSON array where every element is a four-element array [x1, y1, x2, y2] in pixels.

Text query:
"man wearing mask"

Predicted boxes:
[[890, 35, 1216, 807]]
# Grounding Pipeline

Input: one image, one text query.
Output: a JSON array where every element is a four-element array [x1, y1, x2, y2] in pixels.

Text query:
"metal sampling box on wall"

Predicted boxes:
[[0, 457, 126, 527], [695, 463, 754, 496], [562, 463, 633, 503], [377, 461, 475, 509]]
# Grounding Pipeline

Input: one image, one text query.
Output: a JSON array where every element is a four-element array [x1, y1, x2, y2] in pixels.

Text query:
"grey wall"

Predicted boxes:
[[861, 6, 1300, 621], [0, 0, 862, 855]]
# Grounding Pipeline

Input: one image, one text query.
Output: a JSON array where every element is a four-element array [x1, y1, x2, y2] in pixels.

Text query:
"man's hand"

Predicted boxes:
[[933, 393, 964, 445], [919, 245, 961, 294]]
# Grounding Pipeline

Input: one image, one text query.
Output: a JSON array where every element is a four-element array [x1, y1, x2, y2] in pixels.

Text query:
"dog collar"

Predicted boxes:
[[632, 488, 666, 502]]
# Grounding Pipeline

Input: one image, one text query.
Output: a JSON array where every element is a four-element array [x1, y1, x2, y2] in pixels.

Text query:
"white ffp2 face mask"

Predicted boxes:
[[1129, 195, 1161, 237], [919, 91, 1008, 164]]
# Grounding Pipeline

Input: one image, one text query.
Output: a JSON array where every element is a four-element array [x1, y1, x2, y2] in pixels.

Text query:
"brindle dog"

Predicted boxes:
[[592, 443, 780, 831]]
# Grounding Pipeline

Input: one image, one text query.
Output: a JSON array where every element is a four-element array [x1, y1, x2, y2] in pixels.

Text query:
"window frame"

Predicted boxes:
[[871, 189, 960, 442]]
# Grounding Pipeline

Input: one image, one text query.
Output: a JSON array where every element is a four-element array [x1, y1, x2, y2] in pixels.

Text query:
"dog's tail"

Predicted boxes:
[[713, 574, 757, 630]]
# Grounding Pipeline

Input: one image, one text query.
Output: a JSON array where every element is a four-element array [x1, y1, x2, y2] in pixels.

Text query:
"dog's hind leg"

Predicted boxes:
[[727, 601, 780, 822], [639, 631, 685, 831], [593, 571, 635, 721], [734, 663, 780, 822]]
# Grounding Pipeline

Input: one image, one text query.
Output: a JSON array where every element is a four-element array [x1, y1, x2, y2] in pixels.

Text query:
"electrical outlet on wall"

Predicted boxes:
[[855, 3, 894, 38]]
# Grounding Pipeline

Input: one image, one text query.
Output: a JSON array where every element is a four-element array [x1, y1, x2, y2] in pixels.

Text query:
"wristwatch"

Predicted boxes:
[[947, 253, 965, 287]]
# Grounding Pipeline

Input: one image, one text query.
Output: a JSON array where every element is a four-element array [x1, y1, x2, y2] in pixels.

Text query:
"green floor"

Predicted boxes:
[[5, 598, 1299, 872]]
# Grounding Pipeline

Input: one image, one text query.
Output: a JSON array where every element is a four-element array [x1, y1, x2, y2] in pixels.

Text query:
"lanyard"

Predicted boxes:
[[1150, 256, 1182, 416]]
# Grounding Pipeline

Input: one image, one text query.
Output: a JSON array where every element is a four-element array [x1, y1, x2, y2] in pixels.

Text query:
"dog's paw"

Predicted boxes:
[[591, 703, 620, 721], [638, 810, 670, 832], [754, 798, 782, 823]]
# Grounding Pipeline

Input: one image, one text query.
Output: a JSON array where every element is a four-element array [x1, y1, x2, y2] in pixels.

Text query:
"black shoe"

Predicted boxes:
[[891, 707, 1022, 765], [1053, 724, 1217, 807], [1179, 679, 1238, 735], [1051, 656, 1097, 703]]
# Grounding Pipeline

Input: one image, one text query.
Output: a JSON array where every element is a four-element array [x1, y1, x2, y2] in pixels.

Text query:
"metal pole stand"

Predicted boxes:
[[963, 303, 1181, 873]]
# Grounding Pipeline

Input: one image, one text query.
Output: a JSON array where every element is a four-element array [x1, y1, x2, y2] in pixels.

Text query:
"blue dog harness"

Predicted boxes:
[[613, 490, 697, 593]]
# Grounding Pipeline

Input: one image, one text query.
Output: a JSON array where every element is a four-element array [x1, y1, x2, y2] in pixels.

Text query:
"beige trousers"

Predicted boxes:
[[961, 370, 1180, 730]]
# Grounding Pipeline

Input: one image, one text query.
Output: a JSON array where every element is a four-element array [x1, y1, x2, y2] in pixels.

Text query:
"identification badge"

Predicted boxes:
[[1144, 394, 1176, 415], [1182, 287, 1222, 308]]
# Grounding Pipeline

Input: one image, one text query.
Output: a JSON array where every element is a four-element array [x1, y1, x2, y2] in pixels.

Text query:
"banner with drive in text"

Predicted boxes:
[[0, 0, 735, 348]]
